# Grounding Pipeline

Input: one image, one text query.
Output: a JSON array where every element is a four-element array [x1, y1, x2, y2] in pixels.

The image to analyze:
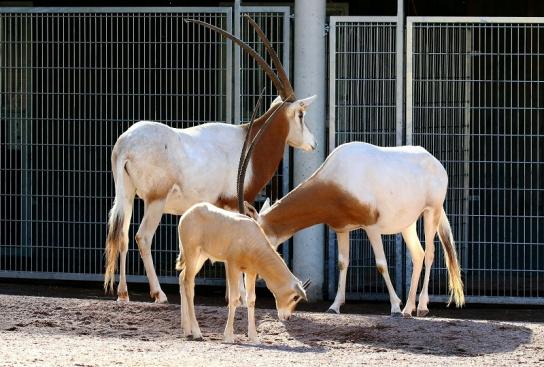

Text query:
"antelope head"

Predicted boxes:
[[275, 279, 311, 321], [186, 15, 317, 152]]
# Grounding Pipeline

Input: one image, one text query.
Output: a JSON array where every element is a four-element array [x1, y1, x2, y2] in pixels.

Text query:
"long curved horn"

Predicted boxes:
[[237, 87, 266, 214], [243, 14, 295, 101], [184, 19, 287, 99]]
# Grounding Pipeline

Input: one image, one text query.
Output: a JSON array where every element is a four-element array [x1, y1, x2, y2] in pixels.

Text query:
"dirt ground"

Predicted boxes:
[[1, 289, 544, 367]]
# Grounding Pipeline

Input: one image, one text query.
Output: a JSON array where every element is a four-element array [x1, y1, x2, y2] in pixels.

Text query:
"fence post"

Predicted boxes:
[[395, 0, 406, 300], [292, 0, 327, 301]]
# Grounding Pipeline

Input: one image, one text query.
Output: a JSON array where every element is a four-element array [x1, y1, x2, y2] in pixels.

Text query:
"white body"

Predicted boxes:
[[321, 143, 447, 234], [120, 121, 249, 214]]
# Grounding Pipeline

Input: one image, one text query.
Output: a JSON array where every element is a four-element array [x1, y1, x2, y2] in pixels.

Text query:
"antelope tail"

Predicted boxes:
[[104, 159, 130, 293], [437, 208, 465, 307]]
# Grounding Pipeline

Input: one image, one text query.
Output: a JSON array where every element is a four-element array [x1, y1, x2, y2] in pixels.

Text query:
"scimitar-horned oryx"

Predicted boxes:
[[104, 15, 317, 303], [244, 142, 465, 317]]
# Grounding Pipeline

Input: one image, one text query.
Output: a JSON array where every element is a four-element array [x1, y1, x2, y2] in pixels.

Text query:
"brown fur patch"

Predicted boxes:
[[261, 180, 379, 241], [241, 105, 290, 204], [376, 264, 386, 274], [145, 184, 171, 204]]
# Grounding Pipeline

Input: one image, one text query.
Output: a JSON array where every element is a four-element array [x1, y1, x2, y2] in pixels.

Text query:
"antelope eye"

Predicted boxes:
[[298, 112, 303, 120]]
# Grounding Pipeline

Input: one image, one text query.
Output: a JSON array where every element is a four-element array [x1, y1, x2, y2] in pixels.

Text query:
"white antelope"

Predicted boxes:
[[104, 16, 317, 303], [175, 202, 309, 343], [245, 142, 465, 317]]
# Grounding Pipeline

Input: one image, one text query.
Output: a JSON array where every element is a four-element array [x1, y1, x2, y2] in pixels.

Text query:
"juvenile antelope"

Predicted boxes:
[[104, 16, 317, 303], [176, 203, 309, 343], [245, 142, 465, 317]]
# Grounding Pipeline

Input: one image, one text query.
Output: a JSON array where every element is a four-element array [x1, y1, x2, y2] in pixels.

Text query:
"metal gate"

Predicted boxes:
[[329, 16, 544, 304], [0, 7, 291, 285], [407, 17, 544, 304]]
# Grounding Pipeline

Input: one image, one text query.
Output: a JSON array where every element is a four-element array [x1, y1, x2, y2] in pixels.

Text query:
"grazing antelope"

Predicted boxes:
[[176, 92, 309, 343], [176, 203, 309, 343], [104, 15, 317, 303], [245, 142, 465, 317]]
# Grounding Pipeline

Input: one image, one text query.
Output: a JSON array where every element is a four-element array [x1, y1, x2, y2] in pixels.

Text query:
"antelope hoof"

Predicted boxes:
[[152, 290, 168, 304], [402, 311, 413, 318], [390, 312, 403, 318], [117, 291, 129, 302], [223, 335, 235, 344], [326, 308, 340, 314], [248, 334, 260, 344], [417, 309, 429, 317]]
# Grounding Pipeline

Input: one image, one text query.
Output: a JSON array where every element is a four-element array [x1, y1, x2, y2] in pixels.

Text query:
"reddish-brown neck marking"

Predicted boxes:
[[261, 179, 380, 241], [216, 104, 290, 209]]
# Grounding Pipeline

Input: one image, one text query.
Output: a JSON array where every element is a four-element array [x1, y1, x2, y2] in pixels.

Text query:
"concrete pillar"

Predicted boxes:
[[292, 0, 327, 301]]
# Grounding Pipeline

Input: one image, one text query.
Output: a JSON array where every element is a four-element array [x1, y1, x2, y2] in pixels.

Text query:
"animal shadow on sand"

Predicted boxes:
[[1, 296, 322, 352], [282, 312, 533, 357], [1, 295, 532, 357]]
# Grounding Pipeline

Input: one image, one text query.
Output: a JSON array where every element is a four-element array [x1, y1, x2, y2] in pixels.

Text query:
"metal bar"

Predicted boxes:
[[280, 8, 291, 265], [233, 1, 241, 124], [394, 0, 405, 300], [0, 7, 233, 14], [407, 17, 544, 24], [327, 17, 337, 299]]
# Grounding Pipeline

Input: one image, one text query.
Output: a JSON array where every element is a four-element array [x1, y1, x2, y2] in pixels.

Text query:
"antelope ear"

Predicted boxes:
[[243, 201, 259, 220], [296, 95, 317, 109], [260, 198, 271, 214]]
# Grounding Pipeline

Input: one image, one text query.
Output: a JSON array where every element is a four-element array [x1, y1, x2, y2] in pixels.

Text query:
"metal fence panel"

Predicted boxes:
[[328, 17, 400, 300], [0, 6, 292, 286], [407, 17, 544, 304], [0, 8, 234, 284]]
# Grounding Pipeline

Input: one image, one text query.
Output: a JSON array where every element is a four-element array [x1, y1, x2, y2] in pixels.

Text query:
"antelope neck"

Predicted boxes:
[[260, 179, 380, 244], [251, 242, 293, 290], [243, 106, 290, 202]]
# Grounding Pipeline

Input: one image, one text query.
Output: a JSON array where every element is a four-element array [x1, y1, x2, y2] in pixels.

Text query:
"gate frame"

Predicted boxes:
[[405, 16, 544, 305], [0, 6, 292, 286]]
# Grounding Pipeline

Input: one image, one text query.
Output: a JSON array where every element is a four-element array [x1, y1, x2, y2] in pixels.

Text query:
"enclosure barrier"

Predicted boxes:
[[2, 9, 543, 305], [407, 17, 544, 304], [0, 7, 291, 285]]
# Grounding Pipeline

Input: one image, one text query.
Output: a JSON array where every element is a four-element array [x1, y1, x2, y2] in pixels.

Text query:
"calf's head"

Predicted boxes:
[[273, 279, 310, 321]]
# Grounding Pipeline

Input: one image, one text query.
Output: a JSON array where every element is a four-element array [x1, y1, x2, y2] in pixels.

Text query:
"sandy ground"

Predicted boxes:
[[1, 294, 543, 366]]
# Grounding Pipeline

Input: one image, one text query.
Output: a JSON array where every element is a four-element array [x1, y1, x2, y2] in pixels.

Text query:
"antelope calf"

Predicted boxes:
[[176, 203, 308, 343]]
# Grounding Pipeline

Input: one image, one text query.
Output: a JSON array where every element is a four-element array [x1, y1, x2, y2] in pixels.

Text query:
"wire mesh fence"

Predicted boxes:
[[328, 17, 399, 300], [407, 18, 544, 303], [0, 7, 291, 285]]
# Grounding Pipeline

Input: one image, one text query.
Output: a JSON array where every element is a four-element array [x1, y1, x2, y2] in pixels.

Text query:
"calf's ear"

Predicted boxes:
[[243, 201, 259, 220]]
